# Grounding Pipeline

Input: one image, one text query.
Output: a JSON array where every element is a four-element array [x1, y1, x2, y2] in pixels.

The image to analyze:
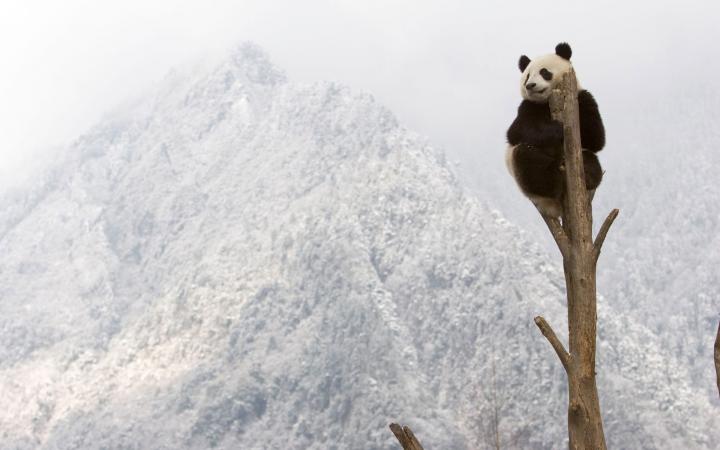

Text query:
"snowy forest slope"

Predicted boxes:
[[595, 93, 720, 404]]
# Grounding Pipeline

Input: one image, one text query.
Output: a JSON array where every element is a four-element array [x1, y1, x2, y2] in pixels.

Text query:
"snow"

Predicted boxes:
[[0, 42, 717, 449]]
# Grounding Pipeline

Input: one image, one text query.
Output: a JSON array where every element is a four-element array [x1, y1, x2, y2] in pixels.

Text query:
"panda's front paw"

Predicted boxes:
[[549, 120, 564, 144], [535, 144, 559, 160]]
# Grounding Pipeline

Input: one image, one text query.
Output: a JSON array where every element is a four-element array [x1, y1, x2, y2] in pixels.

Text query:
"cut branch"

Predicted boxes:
[[534, 316, 571, 371], [593, 209, 619, 263], [715, 320, 720, 397], [389, 423, 425, 450], [540, 213, 570, 258]]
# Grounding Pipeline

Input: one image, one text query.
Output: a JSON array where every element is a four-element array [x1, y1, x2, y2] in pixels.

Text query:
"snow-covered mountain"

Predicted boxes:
[[0, 43, 717, 449], [594, 92, 720, 405]]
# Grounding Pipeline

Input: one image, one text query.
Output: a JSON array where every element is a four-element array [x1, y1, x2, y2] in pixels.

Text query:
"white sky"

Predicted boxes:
[[1, 0, 719, 189]]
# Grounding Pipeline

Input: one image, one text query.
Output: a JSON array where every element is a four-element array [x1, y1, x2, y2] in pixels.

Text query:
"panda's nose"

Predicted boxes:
[[526, 82, 536, 90]]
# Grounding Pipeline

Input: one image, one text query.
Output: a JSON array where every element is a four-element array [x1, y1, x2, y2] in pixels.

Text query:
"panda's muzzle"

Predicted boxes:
[[526, 84, 547, 96], [525, 83, 547, 94]]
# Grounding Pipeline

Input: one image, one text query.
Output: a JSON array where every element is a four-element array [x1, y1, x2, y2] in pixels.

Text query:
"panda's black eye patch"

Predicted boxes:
[[540, 68, 553, 81]]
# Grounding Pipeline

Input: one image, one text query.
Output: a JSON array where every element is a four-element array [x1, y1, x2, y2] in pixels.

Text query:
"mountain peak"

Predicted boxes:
[[226, 41, 286, 86]]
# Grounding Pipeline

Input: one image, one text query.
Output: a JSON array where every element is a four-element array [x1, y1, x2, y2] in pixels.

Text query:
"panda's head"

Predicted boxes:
[[518, 43, 573, 103]]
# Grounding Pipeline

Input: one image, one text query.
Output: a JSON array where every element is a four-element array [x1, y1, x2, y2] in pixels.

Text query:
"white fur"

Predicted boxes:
[[520, 53, 575, 103], [504, 144, 516, 178], [529, 195, 562, 218]]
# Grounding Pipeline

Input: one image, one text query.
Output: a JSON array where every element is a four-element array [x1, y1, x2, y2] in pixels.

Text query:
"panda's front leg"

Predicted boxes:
[[529, 120, 564, 149], [540, 120, 565, 171]]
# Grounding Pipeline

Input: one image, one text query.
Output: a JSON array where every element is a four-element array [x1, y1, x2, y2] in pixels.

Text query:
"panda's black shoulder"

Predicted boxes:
[[517, 99, 550, 117], [578, 90, 599, 110], [514, 100, 552, 127], [507, 100, 554, 145]]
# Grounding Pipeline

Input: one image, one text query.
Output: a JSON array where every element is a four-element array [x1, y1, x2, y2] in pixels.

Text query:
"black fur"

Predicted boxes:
[[507, 100, 564, 149], [582, 151, 603, 190], [507, 89, 605, 198], [519, 55, 530, 72], [512, 143, 563, 197], [512, 147, 601, 197], [555, 42, 572, 60], [578, 90, 605, 152]]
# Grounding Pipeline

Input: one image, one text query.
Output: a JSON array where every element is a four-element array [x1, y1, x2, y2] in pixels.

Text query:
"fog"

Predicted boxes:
[[2, 0, 719, 191]]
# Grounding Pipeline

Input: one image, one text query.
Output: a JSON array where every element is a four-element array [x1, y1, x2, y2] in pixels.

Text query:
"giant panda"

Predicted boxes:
[[505, 42, 605, 217]]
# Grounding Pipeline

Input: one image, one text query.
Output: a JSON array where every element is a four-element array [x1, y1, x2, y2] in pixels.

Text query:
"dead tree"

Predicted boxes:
[[534, 69, 618, 449], [389, 70, 616, 449]]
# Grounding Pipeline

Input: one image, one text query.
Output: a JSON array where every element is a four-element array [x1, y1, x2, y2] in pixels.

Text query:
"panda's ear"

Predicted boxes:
[[555, 42, 572, 60], [518, 55, 530, 72]]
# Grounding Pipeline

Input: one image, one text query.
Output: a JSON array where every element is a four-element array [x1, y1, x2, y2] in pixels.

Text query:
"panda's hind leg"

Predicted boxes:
[[513, 143, 563, 198], [530, 195, 562, 218], [582, 151, 603, 190]]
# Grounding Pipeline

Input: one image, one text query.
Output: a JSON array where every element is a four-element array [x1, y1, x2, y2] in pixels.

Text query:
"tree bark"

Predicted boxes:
[[389, 423, 425, 450], [534, 69, 617, 449], [715, 320, 720, 397]]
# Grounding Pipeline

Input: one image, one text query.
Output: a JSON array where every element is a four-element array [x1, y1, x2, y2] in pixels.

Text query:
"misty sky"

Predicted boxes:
[[2, 0, 719, 191]]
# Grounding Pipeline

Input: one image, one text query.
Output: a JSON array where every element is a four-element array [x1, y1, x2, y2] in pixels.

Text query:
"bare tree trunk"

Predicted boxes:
[[389, 423, 425, 450], [715, 320, 720, 397], [534, 69, 618, 450]]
